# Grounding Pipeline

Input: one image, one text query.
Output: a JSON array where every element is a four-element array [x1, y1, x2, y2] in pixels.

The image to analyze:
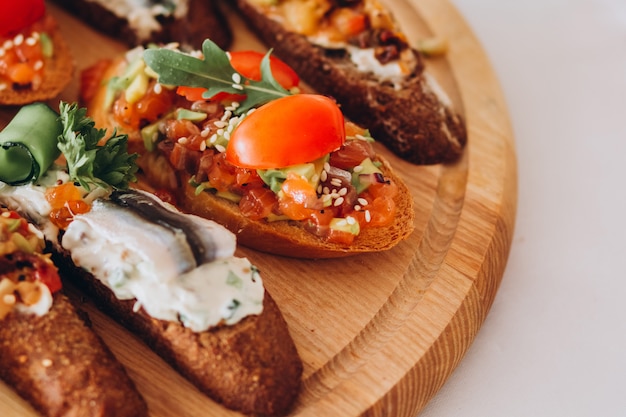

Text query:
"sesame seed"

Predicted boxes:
[[214, 120, 227, 128], [14, 34, 24, 46], [365, 210, 372, 222], [232, 73, 242, 84], [353, 165, 363, 173], [358, 198, 369, 206], [178, 137, 189, 144], [320, 170, 328, 182], [0, 211, 9, 217], [209, 134, 218, 144], [153, 83, 163, 94], [231, 102, 241, 109], [330, 178, 342, 187], [217, 128, 224, 136], [223, 131, 230, 140], [322, 186, 330, 195], [199, 141, 207, 151], [334, 197, 344, 207], [221, 110, 232, 121], [200, 128, 211, 138], [322, 194, 332, 204], [0, 48, 4, 57], [317, 185, 323, 194], [324, 162, 331, 171], [41, 359, 52, 367], [232, 83, 244, 90], [3, 294, 16, 305], [354, 205, 362, 211], [215, 144, 226, 153], [338, 187, 348, 196], [31, 32, 40, 40], [133, 301, 142, 312], [356, 134, 368, 140], [25, 36, 37, 46], [3, 40, 13, 50], [33, 60, 43, 71], [335, 219, 347, 227], [346, 216, 356, 225]]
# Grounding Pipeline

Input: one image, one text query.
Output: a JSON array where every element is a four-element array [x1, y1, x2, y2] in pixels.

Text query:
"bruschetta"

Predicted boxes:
[[80, 41, 415, 258], [0, 207, 148, 417], [233, 0, 467, 164], [0, 102, 302, 416], [0, 0, 73, 105], [53, 0, 232, 50]]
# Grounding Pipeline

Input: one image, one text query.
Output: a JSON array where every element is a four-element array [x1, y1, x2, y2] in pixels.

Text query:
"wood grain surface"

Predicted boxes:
[[0, 0, 517, 416]]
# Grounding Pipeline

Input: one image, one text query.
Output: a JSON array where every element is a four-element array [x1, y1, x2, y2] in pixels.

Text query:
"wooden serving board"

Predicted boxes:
[[0, 1, 517, 416]]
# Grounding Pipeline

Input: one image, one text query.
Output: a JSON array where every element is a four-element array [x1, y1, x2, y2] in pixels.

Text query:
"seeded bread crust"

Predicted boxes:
[[0, 293, 148, 417], [0, 21, 74, 106], [53, 0, 232, 50], [234, 0, 467, 165], [52, 249, 303, 417]]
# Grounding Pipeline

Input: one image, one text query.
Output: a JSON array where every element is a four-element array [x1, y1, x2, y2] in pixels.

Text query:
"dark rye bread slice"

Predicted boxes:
[[51, 249, 303, 417], [53, 0, 232, 49], [0, 293, 148, 417], [234, 0, 467, 165], [0, 21, 74, 105]]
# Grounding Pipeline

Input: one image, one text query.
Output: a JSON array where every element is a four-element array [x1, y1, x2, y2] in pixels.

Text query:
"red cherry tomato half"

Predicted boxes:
[[176, 50, 299, 102], [226, 94, 346, 169], [0, 0, 45, 38]]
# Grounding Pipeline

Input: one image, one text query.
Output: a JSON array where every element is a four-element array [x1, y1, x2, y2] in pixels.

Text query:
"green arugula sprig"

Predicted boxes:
[[143, 39, 292, 114], [57, 102, 138, 191]]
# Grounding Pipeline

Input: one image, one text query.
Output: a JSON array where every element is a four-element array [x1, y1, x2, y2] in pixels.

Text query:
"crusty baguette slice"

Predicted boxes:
[[52, 249, 303, 417], [0, 16, 73, 106], [0, 294, 149, 417], [233, 0, 467, 165], [53, 0, 232, 49]]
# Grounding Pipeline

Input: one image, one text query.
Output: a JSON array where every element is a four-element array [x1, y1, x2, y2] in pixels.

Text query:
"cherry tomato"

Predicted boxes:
[[176, 51, 299, 102], [0, 0, 45, 38], [226, 94, 346, 169]]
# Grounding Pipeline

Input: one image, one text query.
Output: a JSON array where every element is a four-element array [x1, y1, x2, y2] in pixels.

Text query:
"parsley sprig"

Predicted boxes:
[[57, 102, 138, 191], [143, 39, 291, 114]]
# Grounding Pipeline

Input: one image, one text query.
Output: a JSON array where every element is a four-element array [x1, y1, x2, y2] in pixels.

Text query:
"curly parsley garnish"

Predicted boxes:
[[58, 102, 138, 191], [142, 39, 292, 114]]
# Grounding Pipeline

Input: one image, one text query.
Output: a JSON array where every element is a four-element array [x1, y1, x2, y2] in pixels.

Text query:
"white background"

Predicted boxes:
[[420, 0, 626, 416]]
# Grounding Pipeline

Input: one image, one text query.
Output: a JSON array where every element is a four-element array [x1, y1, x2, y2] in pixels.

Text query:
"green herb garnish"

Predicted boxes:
[[57, 102, 138, 191], [142, 39, 291, 114]]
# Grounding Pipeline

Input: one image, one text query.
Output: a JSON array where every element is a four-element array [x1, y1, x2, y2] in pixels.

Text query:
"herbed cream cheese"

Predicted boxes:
[[0, 166, 265, 332], [87, 0, 189, 41]]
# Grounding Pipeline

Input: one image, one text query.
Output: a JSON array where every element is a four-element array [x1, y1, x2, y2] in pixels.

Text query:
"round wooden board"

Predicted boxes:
[[0, 1, 517, 416]]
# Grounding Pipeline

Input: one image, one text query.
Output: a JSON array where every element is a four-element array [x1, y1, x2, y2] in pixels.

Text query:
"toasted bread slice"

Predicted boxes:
[[0, 16, 74, 106], [53, 0, 232, 49], [0, 209, 147, 417], [233, 0, 467, 164]]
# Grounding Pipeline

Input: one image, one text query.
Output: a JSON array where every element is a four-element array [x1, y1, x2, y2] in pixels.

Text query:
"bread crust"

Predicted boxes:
[[52, 250, 303, 416], [53, 0, 232, 50], [0, 293, 148, 417], [0, 18, 74, 106], [234, 0, 467, 165]]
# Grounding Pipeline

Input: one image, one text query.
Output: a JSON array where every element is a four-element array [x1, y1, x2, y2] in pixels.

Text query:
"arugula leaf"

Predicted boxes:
[[142, 39, 292, 114], [57, 102, 138, 191]]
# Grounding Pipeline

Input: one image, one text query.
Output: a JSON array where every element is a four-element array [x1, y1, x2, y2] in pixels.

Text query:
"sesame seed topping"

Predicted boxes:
[[214, 120, 227, 128], [33, 60, 43, 71], [365, 210, 372, 222], [346, 216, 356, 225], [322, 186, 330, 195], [223, 131, 231, 140], [215, 144, 226, 153], [330, 178, 342, 187], [334, 197, 344, 207], [41, 359, 53, 367], [0, 49, 4, 57], [221, 110, 232, 121], [199, 141, 207, 151], [3, 40, 13, 50], [358, 198, 369, 206], [335, 219, 347, 227], [232, 73, 242, 84], [217, 128, 224, 136], [320, 170, 328, 182], [154, 83, 163, 94], [353, 165, 363, 173], [200, 128, 211, 138], [178, 137, 189, 144], [338, 187, 348, 196], [317, 184, 323, 194], [356, 134, 368, 140], [354, 205, 362, 211], [209, 134, 218, 144], [14, 34, 24, 46], [25, 37, 37, 46], [133, 301, 142, 312], [232, 83, 244, 90], [324, 162, 331, 171]]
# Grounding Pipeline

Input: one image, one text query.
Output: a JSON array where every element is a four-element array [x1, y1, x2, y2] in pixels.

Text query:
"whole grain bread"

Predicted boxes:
[[234, 0, 467, 165], [52, 250, 303, 416], [53, 0, 232, 49], [0, 293, 148, 417]]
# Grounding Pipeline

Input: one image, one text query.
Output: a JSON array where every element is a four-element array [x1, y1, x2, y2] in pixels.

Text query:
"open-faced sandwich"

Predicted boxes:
[[0, 0, 74, 105], [79, 40, 415, 258], [0, 102, 302, 416], [53, 0, 232, 50], [233, 0, 467, 164], [0, 207, 148, 417]]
